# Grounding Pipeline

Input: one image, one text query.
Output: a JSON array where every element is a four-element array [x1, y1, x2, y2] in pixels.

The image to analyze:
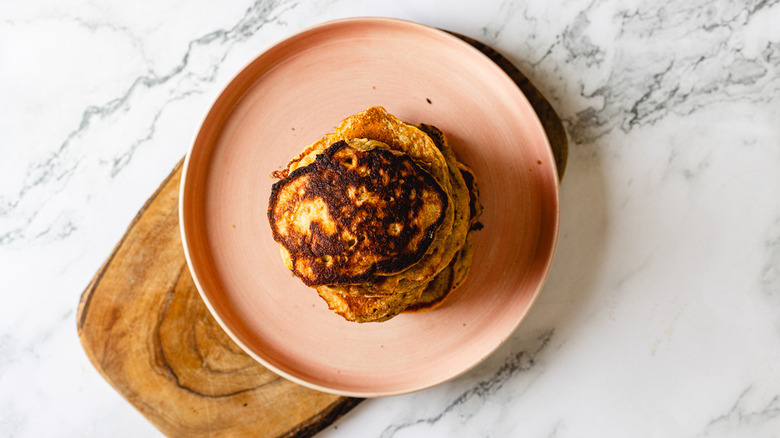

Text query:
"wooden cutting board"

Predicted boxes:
[[76, 34, 567, 438]]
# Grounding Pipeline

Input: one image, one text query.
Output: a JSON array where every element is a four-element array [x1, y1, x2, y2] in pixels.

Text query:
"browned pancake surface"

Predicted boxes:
[[268, 140, 448, 286]]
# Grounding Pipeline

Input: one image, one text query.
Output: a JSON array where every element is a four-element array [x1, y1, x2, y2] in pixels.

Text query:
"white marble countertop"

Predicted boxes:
[[2, 0, 779, 436]]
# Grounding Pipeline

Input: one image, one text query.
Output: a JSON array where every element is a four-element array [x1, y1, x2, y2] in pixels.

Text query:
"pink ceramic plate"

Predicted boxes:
[[180, 17, 559, 397]]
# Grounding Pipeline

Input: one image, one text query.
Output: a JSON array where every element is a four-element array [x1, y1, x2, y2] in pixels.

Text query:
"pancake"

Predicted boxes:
[[458, 162, 484, 231], [280, 107, 458, 287], [268, 107, 481, 323], [412, 123, 471, 279], [403, 262, 455, 313], [268, 139, 448, 286], [313, 120, 471, 312], [315, 125, 473, 321], [316, 281, 427, 323], [403, 162, 483, 313], [287, 107, 458, 286], [452, 162, 483, 289]]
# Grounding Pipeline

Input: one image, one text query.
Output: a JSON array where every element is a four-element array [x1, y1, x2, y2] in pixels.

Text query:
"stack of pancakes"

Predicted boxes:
[[268, 107, 482, 322]]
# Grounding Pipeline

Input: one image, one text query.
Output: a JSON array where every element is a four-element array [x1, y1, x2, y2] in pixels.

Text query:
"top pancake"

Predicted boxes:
[[268, 139, 448, 286], [285, 107, 459, 289]]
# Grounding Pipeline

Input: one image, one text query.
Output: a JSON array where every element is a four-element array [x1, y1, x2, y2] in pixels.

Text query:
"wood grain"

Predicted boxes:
[[76, 34, 567, 438]]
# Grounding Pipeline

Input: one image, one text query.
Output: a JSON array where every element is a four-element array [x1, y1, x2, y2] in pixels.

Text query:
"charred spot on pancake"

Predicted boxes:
[[268, 140, 448, 286]]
